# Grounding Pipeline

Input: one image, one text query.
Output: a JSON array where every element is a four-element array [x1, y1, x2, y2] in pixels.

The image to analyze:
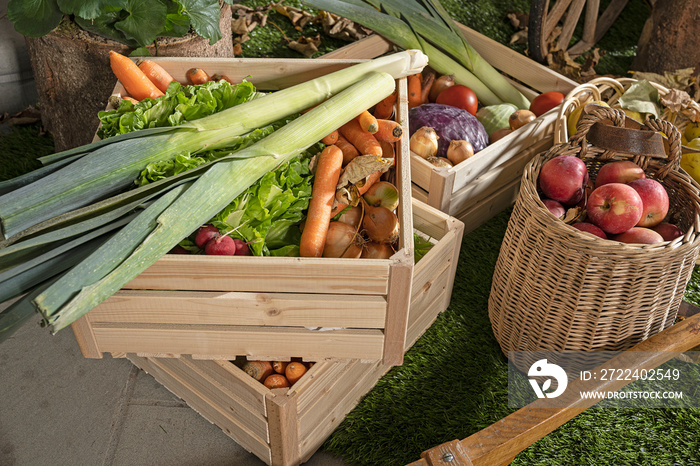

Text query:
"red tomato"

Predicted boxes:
[[529, 91, 565, 117], [435, 85, 478, 115]]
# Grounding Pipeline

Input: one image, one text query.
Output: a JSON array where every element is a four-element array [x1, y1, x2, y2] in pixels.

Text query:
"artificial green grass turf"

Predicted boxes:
[[0, 123, 55, 182]]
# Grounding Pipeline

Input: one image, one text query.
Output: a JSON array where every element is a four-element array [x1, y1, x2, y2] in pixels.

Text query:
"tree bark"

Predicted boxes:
[[630, 0, 700, 74], [25, 5, 233, 152]]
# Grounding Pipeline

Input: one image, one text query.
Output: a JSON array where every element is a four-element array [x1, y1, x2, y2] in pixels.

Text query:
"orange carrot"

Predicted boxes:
[[121, 95, 140, 105], [285, 361, 307, 385], [374, 92, 397, 119], [264, 374, 291, 389], [336, 133, 360, 166], [374, 119, 403, 143], [186, 67, 211, 85], [408, 73, 423, 108], [339, 119, 382, 156], [272, 361, 289, 374], [299, 145, 344, 257], [356, 110, 379, 133], [211, 74, 235, 85], [330, 169, 384, 218], [321, 129, 339, 145], [109, 50, 164, 101], [243, 360, 274, 382], [420, 70, 436, 104], [137, 59, 175, 93]]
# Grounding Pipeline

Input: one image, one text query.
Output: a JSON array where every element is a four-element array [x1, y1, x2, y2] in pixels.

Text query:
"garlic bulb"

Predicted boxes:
[[410, 126, 439, 159]]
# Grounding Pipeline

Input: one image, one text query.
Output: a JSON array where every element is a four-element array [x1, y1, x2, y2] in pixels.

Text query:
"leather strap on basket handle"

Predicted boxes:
[[586, 123, 668, 159]]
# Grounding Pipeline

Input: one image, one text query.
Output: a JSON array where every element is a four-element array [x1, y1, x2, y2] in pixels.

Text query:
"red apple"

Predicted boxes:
[[652, 222, 684, 241], [542, 198, 566, 219], [612, 227, 664, 245], [594, 160, 645, 188], [586, 183, 644, 234], [571, 222, 607, 239], [627, 178, 669, 227], [538, 155, 589, 205]]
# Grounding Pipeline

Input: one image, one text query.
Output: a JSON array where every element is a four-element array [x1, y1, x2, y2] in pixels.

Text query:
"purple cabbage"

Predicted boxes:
[[409, 104, 489, 157]]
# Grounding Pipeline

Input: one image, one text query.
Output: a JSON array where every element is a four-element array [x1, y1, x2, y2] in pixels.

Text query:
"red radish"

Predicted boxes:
[[195, 224, 220, 249], [204, 235, 237, 255], [233, 239, 251, 256], [169, 244, 190, 254]]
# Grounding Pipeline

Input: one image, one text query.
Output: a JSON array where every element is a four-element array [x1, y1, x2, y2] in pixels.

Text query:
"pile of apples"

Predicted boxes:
[[538, 155, 684, 244]]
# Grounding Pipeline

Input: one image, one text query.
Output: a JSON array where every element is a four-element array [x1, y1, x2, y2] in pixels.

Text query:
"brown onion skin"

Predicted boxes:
[[361, 242, 395, 259], [428, 74, 455, 102], [336, 205, 363, 228], [362, 205, 400, 243], [323, 222, 363, 258]]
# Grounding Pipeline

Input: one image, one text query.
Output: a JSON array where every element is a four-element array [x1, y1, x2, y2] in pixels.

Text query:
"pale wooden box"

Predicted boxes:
[[324, 24, 580, 233], [72, 56, 416, 366], [126, 198, 464, 466]]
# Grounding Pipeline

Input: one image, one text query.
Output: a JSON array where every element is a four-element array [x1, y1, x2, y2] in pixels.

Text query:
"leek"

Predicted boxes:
[[303, 0, 530, 109], [0, 50, 428, 240], [34, 71, 401, 332]]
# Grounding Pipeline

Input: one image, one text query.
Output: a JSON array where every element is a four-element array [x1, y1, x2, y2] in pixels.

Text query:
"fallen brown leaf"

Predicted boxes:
[[286, 34, 321, 58]]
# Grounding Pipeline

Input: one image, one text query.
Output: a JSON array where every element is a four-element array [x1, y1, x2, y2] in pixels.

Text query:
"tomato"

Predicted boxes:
[[435, 84, 478, 115], [529, 91, 565, 117]]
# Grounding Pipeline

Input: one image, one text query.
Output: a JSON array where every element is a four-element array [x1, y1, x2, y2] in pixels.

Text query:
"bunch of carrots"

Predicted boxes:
[[299, 103, 403, 259], [108, 50, 234, 103], [242, 359, 315, 389]]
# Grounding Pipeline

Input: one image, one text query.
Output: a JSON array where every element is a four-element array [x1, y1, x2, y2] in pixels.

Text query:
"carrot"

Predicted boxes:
[[299, 145, 344, 257], [243, 360, 274, 382], [211, 74, 235, 85], [137, 59, 175, 93], [356, 110, 379, 134], [374, 119, 403, 143], [121, 95, 140, 105], [186, 67, 211, 85], [374, 92, 397, 119], [420, 70, 436, 104], [264, 374, 291, 389], [285, 361, 308, 385], [408, 73, 423, 108], [329, 169, 384, 218], [339, 119, 382, 156], [336, 133, 360, 166], [272, 361, 289, 374], [108, 50, 164, 101], [321, 129, 339, 146]]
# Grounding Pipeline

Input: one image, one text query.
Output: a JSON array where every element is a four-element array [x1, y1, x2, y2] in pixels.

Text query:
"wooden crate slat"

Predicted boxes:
[[406, 293, 449, 351], [92, 324, 385, 361], [456, 178, 521, 233], [294, 360, 359, 416], [91, 289, 387, 329]]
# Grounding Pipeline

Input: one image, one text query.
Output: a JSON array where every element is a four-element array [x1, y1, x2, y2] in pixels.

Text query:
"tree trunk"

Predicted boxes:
[[25, 5, 233, 152], [630, 0, 700, 73]]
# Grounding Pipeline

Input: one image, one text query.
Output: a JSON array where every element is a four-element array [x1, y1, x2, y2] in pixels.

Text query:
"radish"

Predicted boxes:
[[204, 235, 237, 255], [233, 239, 251, 256], [195, 224, 220, 249]]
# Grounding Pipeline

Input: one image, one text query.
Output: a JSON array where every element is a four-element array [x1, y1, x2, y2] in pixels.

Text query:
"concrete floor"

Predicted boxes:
[[0, 298, 349, 466]]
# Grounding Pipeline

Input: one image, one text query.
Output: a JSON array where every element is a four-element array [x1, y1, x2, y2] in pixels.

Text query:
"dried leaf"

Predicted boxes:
[[580, 48, 602, 78], [286, 34, 321, 58], [509, 29, 528, 45], [320, 11, 373, 42], [272, 2, 315, 30], [507, 12, 529, 29], [547, 49, 583, 82], [562, 206, 585, 224], [335, 155, 393, 205]]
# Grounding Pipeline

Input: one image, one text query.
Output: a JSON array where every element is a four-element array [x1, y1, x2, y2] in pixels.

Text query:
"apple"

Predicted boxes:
[[538, 155, 589, 205], [571, 222, 607, 239], [627, 178, 669, 227], [594, 161, 645, 188], [542, 198, 566, 219], [612, 227, 664, 245], [652, 222, 684, 241], [586, 183, 643, 234]]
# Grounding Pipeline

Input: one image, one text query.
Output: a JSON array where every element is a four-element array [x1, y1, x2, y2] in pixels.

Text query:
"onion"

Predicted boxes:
[[429, 74, 455, 102], [362, 204, 400, 243], [361, 241, 395, 259], [427, 156, 453, 168], [410, 126, 439, 159], [336, 205, 363, 228], [509, 109, 537, 130], [490, 127, 513, 143], [446, 140, 474, 165], [363, 181, 399, 211], [323, 221, 363, 258]]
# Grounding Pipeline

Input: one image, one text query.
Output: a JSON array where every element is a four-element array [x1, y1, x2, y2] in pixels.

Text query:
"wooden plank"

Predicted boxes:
[[91, 289, 387, 329], [406, 293, 448, 351], [266, 390, 300, 466], [123, 255, 390, 294], [318, 34, 394, 60], [455, 178, 521, 233], [411, 198, 451, 241], [128, 354, 272, 463], [394, 76, 415, 252], [381, 254, 414, 366], [92, 324, 385, 361], [410, 155, 441, 192], [557, 0, 587, 52], [412, 183, 429, 204], [294, 362, 354, 415], [70, 314, 103, 359]]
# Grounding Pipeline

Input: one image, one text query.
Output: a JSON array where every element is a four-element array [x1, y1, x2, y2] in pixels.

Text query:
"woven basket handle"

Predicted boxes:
[[571, 106, 682, 180]]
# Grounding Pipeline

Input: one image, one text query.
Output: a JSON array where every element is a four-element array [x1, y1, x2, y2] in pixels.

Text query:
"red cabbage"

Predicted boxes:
[[409, 104, 489, 157]]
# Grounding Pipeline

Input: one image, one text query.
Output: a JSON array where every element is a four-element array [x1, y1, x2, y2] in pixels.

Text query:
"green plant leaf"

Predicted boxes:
[[7, 0, 63, 37], [178, 0, 222, 45], [114, 0, 169, 47], [161, 1, 191, 38], [57, 0, 121, 19], [74, 12, 133, 46]]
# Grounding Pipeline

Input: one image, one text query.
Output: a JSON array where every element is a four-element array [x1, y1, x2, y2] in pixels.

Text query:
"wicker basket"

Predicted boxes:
[[489, 105, 700, 372]]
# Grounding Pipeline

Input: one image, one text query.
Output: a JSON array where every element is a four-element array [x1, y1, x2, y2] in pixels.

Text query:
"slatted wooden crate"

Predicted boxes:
[[323, 25, 580, 233], [71, 57, 415, 366], [125, 198, 464, 466]]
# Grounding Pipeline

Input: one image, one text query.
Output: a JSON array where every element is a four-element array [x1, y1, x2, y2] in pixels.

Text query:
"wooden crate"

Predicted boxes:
[[323, 25, 580, 233], [72, 57, 415, 366], [125, 198, 464, 466]]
